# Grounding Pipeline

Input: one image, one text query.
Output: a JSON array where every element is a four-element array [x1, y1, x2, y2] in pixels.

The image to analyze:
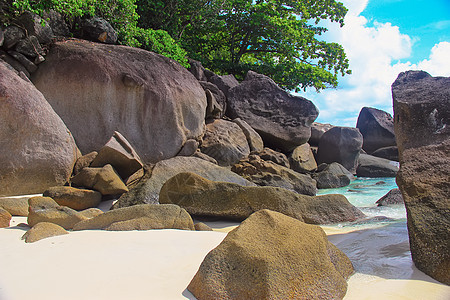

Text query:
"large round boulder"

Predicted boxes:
[[392, 70, 450, 285], [188, 209, 354, 300], [0, 61, 79, 196], [31, 39, 206, 163], [227, 71, 319, 152], [356, 107, 396, 154], [317, 127, 363, 174]]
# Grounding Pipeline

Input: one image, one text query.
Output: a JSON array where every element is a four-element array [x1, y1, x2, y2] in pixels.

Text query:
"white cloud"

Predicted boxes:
[[297, 0, 450, 127]]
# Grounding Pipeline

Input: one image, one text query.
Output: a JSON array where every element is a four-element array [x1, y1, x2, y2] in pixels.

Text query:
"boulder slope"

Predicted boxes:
[[188, 209, 354, 300], [32, 39, 206, 163], [0, 61, 78, 196], [392, 70, 450, 285], [160, 172, 364, 224]]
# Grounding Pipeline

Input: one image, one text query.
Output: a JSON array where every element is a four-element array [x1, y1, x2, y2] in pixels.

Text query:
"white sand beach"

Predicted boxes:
[[1, 216, 449, 300]]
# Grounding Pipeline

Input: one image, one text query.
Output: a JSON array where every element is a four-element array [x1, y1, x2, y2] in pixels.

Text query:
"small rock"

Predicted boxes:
[[208, 74, 239, 97], [177, 139, 199, 157], [372, 146, 399, 162], [289, 143, 317, 173], [7, 50, 38, 73], [15, 36, 44, 58], [204, 89, 223, 119], [73, 151, 98, 175], [356, 154, 398, 177], [188, 59, 207, 81], [17, 11, 54, 44], [313, 163, 354, 189], [3, 26, 25, 49], [194, 222, 213, 231], [77, 17, 118, 44], [22, 222, 68, 243], [376, 188, 404, 206], [257, 147, 290, 168], [0, 196, 30, 216], [72, 164, 128, 195], [43, 186, 102, 210], [0, 207, 12, 228], [199, 81, 226, 118], [193, 150, 218, 164], [233, 118, 264, 152]]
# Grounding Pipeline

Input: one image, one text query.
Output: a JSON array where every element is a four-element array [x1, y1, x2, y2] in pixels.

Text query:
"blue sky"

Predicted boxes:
[[296, 0, 450, 127]]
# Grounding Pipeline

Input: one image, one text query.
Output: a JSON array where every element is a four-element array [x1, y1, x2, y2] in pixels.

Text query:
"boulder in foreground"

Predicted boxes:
[[188, 209, 354, 300], [392, 70, 450, 285], [22, 222, 69, 243], [160, 172, 364, 224]]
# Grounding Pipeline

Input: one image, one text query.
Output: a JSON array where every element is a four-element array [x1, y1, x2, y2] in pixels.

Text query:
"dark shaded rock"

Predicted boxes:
[[43, 186, 102, 210], [113, 156, 254, 208], [0, 50, 30, 77], [22, 222, 68, 243], [313, 163, 354, 189], [77, 17, 117, 44], [42, 10, 70, 37], [193, 150, 218, 164], [15, 36, 44, 58], [3, 26, 25, 49], [73, 151, 98, 175], [0, 207, 12, 228], [90, 131, 143, 180], [257, 147, 290, 168], [199, 81, 226, 119], [17, 11, 54, 44], [200, 119, 250, 166], [32, 39, 206, 163], [0, 60, 78, 196], [317, 127, 363, 174], [232, 155, 317, 196], [356, 154, 398, 178], [0, 196, 30, 216], [289, 143, 317, 173], [160, 172, 365, 223], [209, 74, 239, 97], [309, 122, 334, 146], [233, 118, 264, 152], [227, 71, 318, 152], [356, 107, 396, 154], [188, 209, 353, 300], [7, 50, 37, 73], [376, 188, 403, 206], [73, 204, 194, 231], [188, 58, 207, 81], [204, 89, 222, 119], [392, 70, 450, 285], [177, 139, 199, 157], [372, 146, 399, 162], [0, 28, 4, 47]]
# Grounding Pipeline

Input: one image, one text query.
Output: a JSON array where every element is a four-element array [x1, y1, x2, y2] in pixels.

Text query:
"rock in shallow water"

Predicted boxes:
[[188, 209, 354, 300]]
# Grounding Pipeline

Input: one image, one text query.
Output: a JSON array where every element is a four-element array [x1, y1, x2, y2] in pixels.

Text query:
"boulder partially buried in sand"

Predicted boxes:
[[22, 222, 69, 243], [160, 172, 364, 224], [188, 209, 354, 300]]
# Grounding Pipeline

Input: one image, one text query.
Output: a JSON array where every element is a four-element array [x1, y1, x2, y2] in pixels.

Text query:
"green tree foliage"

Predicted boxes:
[[5, 0, 188, 66], [138, 0, 351, 91]]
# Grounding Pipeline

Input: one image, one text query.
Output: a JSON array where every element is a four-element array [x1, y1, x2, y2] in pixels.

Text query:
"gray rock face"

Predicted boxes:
[[209, 74, 239, 97], [289, 143, 317, 173], [227, 71, 319, 152], [199, 81, 226, 119], [233, 118, 264, 153], [392, 70, 450, 285], [309, 122, 334, 146], [356, 154, 398, 178], [160, 172, 364, 223], [32, 39, 206, 163], [313, 163, 354, 189], [371, 146, 399, 161], [112, 156, 254, 208], [188, 209, 354, 300], [317, 127, 363, 174], [356, 107, 396, 154], [77, 17, 118, 44], [200, 119, 250, 166], [188, 59, 207, 81], [257, 147, 290, 168], [3, 26, 25, 49], [15, 36, 44, 58], [376, 188, 403, 206], [17, 12, 54, 44], [0, 61, 79, 196]]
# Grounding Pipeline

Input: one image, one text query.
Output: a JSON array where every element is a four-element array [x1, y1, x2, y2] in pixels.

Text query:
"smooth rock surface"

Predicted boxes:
[[0, 196, 30, 216], [356, 154, 398, 178], [0, 208, 12, 228], [0, 61, 78, 196], [43, 186, 102, 210], [160, 172, 364, 223], [227, 71, 318, 152], [32, 39, 206, 163], [313, 163, 354, 189], [113, 157, 254, 208], [376, 188, 404, 206], [233, 118, 264, 153], [392, 70, 450, 285], [371, 146, 399, 161], [289, 143, 317, 173], [357, 107, 396, 154], [22, 222, 68, 243], [188, 209, 353, 300]]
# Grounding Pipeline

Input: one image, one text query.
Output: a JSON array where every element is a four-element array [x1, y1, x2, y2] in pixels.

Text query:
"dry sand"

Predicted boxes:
[[1, 217, 449, 300]]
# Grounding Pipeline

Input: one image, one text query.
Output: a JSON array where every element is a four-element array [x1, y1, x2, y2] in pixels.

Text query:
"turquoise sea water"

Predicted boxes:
[[317, 177, 406, 226]]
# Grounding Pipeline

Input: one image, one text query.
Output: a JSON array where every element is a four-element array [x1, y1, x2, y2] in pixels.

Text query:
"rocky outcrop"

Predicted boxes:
[[113, 156, 254, 208], [22, 222, 69, 243], [0, 196, 30, 216], [317, 126, 363, 174], [233, 118, 264, 153], [209, 74, 239, 98], [160, 172, 364, 223], [356, 107, 396, 154], [392, 70, 450, 285], [0, 61, 79, 196], [371, 146, 399, 162], [188, 209, 354, 300], [227, 71, 319, 152], [73, 204, 194, 231], [200, 119, 250, 166], [376, 188, 403, 206], [313, 163, 354, 189], [32, 39, 206, 163], [257, 147, 290, 168], [90, 131, 143, 180], [232, 155, 317, 196], [76, 17, 118, 44], [289, 143, 317, 173], [309, 122, 334, 146], [0, 207, 12, 228], [356, 154, 398, 178], [43, 186, 102, 210], [73, 151, 98, 175]]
